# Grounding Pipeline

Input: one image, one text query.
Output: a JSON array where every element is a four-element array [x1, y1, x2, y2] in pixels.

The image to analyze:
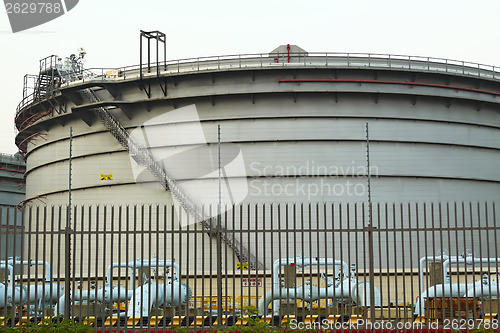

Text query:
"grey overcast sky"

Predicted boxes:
[[1, 0, 500, 154]]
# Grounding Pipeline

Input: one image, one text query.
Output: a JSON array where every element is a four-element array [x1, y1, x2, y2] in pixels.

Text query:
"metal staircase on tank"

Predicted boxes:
[[31, 55, 77, 115], [77, 87, 264, 270], [34, 55, 60, 101]]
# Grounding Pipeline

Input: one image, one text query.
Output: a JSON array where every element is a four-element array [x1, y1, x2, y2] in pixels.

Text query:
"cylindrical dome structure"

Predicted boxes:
[[15, 44, 500, 270]]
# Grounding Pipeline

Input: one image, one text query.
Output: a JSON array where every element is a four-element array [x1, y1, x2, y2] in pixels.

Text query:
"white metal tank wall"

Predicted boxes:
[[23, 93, 500, 205], [130, 92, 498, 205]]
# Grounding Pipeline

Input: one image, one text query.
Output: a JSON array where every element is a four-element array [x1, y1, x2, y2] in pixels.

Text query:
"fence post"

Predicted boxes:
[[64, 128, 73, 320], [216, 124, 223, 327], [366, 123, 376, 320]]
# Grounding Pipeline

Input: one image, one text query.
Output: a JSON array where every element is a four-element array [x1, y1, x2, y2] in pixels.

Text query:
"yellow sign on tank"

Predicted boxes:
[[236, 261, 249, 270], [100, 173, 113, 181]]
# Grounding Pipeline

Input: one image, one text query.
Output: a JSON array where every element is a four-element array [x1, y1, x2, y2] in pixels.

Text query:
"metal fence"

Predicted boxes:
[[0, 201, 499, 331]]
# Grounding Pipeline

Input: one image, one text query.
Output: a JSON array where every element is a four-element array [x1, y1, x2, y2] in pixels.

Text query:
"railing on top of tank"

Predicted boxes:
[[15, 67, 96, 116], [16, 51, 500, 116], [78, 51, 500, 81]]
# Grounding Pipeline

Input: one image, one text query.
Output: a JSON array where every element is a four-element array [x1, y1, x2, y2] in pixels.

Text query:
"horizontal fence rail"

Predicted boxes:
[[0, 201, 498, 331]]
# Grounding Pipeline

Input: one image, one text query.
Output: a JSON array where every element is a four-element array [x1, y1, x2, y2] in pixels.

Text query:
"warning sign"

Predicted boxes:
[[242, 278, 262, 287], [100, 173, 113, 181], [236, 261, 249, 270]]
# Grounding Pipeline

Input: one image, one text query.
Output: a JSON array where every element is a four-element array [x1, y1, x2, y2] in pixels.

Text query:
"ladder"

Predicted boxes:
[[77, 87, 264, 270], [34, 56, 59, 101], [34, 74, 51, 100]]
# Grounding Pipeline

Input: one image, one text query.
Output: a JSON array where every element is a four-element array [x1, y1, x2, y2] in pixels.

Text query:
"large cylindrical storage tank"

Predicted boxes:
[[15, 45, 500, 272]]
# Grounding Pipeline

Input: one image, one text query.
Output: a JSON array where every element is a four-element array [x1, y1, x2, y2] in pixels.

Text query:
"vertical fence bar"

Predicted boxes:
[[186, 206, 192, 325], [70, 206, 76, 323], [223, 207, 228, 323], [139, 205, 145, 322], [54, 206, 61, 320], [286, 203, 290, 318], [0, 207, 5, 319], [414, 203, 425, 320], [482, 202, 492, 322], [269, 203, 275, 319], [377, 203, 388, 306], [116, 205, 122, 331], [407, 202, 414, 324], [474, 202, 482, 320], [468, 202, 475, 320], [445, 202, 453, 318], [451, 201, 459, 323], [246, 204, 251, 316], [306, 203, 312, 321], [254, 204, 259, 320], [162, 205, 168, 331], [261, 204, 266, 324], [111, 206, 117, 328], [154, 204, 161, 330], [8, 207, 16, 318], [382, 203, 389, 313], [344, 202, 350, 321], [459, 202, 468, 325], [315, 203, 320, 319], [293, 202, 298, 319], [25, 206, 32, 323], [238, 204, 243, 317], [230, 203, 236, 322], [102, 206, 108, 325], [94, 206, 100, 326], [399, 203, 406, 321], [320, 203, 327, 321], [34, 206, 40, 320], [493, 203, 500, 316], [391, 203, 398, 320], [171, 205, 177, 330], [77, 206, 83, 321], [355, 202, 361, 320], [131, 205, 137, 323], [299, 203, 304, 319], [422, 202, 429, 311]]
